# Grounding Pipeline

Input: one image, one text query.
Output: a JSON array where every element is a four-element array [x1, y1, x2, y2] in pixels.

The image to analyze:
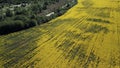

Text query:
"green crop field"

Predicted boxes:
[[0, 0, 120, 68]]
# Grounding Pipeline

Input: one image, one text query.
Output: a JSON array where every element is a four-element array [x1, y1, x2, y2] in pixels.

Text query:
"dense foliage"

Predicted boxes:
[[0, 0, 59, 4], [0, 0, 77, 35]]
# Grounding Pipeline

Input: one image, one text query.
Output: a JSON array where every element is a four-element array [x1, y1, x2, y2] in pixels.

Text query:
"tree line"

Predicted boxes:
[[0, 0, 77, 35]]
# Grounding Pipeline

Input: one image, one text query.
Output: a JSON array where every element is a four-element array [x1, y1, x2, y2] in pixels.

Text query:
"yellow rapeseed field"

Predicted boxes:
[[0, 0, 120, 68]]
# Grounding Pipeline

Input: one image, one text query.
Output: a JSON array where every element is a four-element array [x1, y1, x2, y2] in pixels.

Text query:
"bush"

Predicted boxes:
[[30, 14, 36, 19], [0, 14, 4, 21], [44, 2, 48, 5], [14, 15, 29, 22], [27, 19, 38, 27], [55, 0, 59, 2], [36, 16, 49, 24], [42, 5, 47, 10], [0, 20, 24, 35], [31, 4, 42, 14], [5, 9, 13, 17], [14, 8, 29, 15], [55, 8, 66, 16]]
